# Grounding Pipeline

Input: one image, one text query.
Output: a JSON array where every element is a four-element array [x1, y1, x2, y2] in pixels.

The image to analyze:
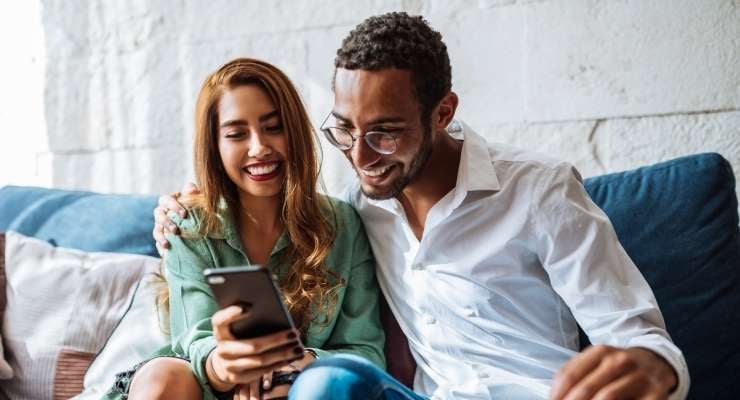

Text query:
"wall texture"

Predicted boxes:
[[4, 0, 739, 203]]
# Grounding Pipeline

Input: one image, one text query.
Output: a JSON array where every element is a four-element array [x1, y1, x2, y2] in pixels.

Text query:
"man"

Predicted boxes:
[[155, 12, 688, 400]]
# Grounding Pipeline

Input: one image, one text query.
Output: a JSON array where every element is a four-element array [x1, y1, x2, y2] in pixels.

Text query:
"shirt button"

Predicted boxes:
[[478, 370, 490, 379], [424, 315, 436, 324], [412, 263, 424, 270], [463, 306, 476, 317]]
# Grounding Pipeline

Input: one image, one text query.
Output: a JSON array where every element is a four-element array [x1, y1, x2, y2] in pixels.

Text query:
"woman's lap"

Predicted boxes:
[[289, 354, 428, 400]]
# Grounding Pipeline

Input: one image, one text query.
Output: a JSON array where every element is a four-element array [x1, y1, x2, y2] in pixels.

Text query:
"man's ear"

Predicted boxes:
[[433, 92, 459, 132]]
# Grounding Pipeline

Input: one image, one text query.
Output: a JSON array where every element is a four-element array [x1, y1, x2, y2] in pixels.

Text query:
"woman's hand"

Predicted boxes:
[[233, 380, 265, 400], [153, 182, 200, 255], [206, 305, 303, 392], [260, 350, 316, 399]]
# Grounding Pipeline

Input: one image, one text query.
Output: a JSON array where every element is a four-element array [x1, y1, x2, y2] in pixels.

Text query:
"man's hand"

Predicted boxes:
[[550, 345, 677, 400], [153, 182, 200, 256]]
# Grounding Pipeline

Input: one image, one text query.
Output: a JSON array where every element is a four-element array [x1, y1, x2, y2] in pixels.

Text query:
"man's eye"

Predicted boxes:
[[372, 127, 399, 134]]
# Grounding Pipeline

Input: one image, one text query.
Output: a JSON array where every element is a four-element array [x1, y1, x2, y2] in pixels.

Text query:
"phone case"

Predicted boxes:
[[204, 266, 296, 339]]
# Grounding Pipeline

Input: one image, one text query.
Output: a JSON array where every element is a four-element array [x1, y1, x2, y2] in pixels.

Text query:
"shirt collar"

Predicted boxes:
[[456, 121, 500, 194], [363, 121, 500, 213]]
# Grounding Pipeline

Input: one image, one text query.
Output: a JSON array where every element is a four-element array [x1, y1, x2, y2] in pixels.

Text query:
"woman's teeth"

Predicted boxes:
[[245, 163, 279, 176]]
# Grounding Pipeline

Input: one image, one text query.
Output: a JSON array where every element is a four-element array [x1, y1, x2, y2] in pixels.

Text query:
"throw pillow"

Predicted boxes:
[[74, 273, 170, 399], [1, 231, 160, 400], [0, 232, 14, 379]]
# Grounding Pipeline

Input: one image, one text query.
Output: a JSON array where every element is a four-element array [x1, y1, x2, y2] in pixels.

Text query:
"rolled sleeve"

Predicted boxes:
[[533, 163, 689, 398]]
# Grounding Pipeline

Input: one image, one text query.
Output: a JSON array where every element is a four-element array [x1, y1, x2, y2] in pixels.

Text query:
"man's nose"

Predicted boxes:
[[350, 134, 380, 167]]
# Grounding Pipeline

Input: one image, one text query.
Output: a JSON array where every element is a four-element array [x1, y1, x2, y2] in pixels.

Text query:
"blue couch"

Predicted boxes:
[[1, 153, 739, 399]]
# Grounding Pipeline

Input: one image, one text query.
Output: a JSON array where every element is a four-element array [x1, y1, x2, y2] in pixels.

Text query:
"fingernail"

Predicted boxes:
[[293, 346, 303, 355], [287, 331, 297, 340], [180, 210, 187, 218], [263, 380, 270, 389], [168, 224, 176, 231]]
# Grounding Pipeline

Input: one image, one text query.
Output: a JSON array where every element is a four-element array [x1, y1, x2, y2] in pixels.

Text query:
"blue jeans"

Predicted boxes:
[[289, 354, 428, 400]]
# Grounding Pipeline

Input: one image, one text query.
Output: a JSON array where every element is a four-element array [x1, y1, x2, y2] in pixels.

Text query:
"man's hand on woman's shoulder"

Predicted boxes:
[[154, 182, 200, 256]]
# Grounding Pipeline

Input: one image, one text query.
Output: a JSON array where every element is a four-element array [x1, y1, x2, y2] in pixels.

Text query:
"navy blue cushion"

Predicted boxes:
[[583, 153, 740, 400], [1, 153, 738, 398], [0, 186, 158, 257]]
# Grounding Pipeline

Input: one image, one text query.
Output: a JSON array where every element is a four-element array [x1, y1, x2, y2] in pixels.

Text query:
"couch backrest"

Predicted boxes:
[[582, 153, 740, 399]]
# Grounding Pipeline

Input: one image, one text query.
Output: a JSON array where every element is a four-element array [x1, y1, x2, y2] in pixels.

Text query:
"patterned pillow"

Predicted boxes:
[[0, 232, 14, 379], [1, 231, 159, 399]]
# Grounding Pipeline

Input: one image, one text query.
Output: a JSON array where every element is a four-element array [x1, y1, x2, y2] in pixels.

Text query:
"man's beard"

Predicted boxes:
[[360, 124, 433, 200]]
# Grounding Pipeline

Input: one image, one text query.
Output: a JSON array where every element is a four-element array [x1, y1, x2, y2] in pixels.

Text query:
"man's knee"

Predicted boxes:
[[291, 355, 384, 400], [128, 357, 202, 400]]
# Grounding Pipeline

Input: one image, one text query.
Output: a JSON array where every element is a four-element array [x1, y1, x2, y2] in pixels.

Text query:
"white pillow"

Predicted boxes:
[[0, 337, 12, 379], [1, 231, 160, 400], [0, 232, 12, 379], [74, 273, 170, 399]]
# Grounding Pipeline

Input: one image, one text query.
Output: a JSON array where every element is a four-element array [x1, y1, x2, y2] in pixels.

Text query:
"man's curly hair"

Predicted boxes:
[[334, 12, 452, 123]]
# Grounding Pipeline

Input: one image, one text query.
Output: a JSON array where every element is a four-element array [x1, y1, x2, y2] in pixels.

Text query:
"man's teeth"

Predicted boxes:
[[362, 165, 392, 177], [246, 163, 279, 176]]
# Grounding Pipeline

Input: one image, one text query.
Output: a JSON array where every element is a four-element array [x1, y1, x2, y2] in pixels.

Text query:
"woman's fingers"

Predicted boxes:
[[218, 329, 300, 358], [234, 384, 249, 400], [224, 342, 302, 372], [249, 379, 261, 400], [212, 306, 248, 341], [262, 371, 273, 392]]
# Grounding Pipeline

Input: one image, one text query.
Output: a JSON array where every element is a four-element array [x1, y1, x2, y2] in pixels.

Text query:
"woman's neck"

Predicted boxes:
[[237, 194, 282, 234]]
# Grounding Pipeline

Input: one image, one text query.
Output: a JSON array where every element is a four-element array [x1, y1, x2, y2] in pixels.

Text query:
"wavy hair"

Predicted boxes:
[[159, 58, 341, 336]]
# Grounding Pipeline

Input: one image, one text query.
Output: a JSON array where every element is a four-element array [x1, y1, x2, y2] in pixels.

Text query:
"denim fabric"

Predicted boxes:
[[290, 354, 427, 400]]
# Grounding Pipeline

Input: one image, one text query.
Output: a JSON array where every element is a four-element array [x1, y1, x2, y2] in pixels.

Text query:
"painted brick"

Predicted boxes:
[[525, 0, 740, 121]]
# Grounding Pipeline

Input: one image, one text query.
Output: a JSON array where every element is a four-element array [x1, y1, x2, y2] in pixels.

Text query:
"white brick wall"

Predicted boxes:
[[2, 0, 738, 208]]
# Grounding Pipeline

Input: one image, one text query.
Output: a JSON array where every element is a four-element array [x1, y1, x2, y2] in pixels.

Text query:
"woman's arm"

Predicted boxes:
[[309, 212, 386, 369]]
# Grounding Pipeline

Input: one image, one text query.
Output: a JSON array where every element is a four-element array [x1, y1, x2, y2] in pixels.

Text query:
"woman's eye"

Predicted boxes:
[[225, 131, 245, 139], [264, 125, 283, 133]]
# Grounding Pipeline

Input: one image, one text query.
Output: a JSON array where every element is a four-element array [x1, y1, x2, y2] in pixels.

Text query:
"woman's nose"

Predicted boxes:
[[248, 130, 272, 158]]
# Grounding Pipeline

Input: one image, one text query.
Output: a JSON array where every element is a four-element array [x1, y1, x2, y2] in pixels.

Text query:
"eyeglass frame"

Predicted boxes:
[[319, 112, 402, 155]]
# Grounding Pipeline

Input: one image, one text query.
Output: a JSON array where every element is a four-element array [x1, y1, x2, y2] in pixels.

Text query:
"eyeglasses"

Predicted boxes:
[[319, 113, 400, 155]]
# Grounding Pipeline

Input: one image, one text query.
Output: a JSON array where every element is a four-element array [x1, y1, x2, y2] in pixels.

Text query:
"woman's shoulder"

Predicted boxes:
[[320, 195, 364, 232]]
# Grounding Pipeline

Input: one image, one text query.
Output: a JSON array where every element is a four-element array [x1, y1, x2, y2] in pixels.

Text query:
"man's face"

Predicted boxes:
[[331, 68, 431, 200]]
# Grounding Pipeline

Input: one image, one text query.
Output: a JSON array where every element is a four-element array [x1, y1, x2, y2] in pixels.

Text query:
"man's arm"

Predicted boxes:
[[531, 163, 689, 400]]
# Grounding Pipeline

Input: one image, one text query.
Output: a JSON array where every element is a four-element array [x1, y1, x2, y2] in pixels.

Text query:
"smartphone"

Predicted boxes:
[[204, 266, 298, 340]]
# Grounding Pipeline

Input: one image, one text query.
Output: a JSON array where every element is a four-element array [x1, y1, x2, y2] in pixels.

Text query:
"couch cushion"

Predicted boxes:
[[0, 186, 158, 257], [583, 153, 740, 399], [1, 231, 160, 399]]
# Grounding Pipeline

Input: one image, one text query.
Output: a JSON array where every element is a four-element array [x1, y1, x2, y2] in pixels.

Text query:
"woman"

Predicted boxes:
[[106, 58, 385, 400]]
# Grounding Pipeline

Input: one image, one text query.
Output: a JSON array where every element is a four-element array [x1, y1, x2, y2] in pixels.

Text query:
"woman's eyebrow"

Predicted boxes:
[[258, 110, 279, 122], [220, 119, 248, 128]]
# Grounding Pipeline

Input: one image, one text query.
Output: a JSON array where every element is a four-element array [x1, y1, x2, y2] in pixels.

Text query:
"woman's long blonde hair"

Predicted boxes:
[[160, 58, 341, 336]]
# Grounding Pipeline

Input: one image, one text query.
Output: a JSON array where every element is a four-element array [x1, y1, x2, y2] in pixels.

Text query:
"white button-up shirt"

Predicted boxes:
[[344, 124, 689, 399]]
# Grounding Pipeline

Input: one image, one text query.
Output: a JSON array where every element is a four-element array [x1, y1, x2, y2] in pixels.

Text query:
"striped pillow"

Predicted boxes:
[[0, 233, 14, 379], [0, 231, 159, 399]]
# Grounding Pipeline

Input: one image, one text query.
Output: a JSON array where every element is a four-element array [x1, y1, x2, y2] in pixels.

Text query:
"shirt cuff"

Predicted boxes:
[[306, 347, 330, 359], [628, 336, 690, 400], [189, 336, 218, 390]]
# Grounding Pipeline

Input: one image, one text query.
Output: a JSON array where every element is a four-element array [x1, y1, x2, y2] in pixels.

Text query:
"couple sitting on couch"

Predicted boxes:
[[109, 12, 688, 400]]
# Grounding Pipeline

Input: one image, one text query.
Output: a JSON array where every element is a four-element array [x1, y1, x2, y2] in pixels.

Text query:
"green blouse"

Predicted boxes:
[[163, 196, 385, 398]]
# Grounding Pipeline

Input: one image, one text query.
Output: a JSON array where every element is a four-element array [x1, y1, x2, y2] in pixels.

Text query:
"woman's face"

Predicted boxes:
[[217, 84, 288, 201]]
